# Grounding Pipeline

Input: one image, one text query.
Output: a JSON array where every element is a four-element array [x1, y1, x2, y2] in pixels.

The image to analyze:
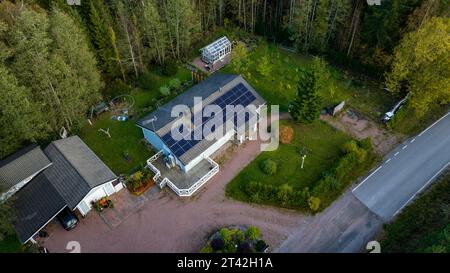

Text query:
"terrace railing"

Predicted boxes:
[[146, 153, 219, 197], [147, 150, 164, 188]]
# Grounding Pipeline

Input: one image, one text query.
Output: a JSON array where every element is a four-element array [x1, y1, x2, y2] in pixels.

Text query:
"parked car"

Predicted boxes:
[[382, 96, 408, 123], [57, 208, 79, 231]]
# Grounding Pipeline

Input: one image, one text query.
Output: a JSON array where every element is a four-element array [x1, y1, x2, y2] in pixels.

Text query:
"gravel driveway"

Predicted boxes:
[[43, 134, 307, 253]]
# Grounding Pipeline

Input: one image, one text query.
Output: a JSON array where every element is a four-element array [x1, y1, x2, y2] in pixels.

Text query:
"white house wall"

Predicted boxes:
[[184, 129, 234, 172], [75, 181, 114, 216]]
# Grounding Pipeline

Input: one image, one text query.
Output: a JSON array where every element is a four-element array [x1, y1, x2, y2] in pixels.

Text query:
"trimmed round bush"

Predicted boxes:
[[159, 86, 170, 96], [279, 125, 294, 144], [260, 159, 277, 175]]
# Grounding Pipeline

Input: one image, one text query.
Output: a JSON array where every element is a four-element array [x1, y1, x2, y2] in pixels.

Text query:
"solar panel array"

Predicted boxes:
[[161, 83, 257, 158], [204, 36, 231, 56]]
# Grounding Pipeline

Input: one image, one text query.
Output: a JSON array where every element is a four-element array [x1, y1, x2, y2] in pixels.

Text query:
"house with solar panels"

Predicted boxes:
[[200, 36, 232, 65], [137, 73, 265, 196]]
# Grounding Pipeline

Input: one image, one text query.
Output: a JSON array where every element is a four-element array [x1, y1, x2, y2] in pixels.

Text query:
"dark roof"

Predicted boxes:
[[0, 144, 51, 192], [13, 173, 66, 243], [137, 73, 241, 132], [138, 73, 266, 166], [43, 136, 117, 209]]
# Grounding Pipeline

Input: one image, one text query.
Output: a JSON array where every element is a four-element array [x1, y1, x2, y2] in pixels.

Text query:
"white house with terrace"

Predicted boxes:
[[136, 73, 266, 197]]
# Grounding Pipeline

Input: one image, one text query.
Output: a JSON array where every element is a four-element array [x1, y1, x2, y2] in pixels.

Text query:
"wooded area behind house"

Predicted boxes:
[[0, 0, 449, 158]]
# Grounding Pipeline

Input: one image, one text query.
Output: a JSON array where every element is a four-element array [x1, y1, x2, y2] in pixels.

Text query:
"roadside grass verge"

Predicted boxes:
[[380, 172, 450, 253]]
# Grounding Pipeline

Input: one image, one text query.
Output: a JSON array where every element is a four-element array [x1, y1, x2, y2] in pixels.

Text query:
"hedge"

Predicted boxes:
[[243, 138, 376, 212]]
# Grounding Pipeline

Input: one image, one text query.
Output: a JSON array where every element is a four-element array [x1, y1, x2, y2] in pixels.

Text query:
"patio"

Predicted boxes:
[[147, 151, 219, 197]]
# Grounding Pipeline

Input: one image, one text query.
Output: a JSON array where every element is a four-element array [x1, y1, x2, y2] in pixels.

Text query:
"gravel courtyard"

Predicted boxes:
[[42, 137, 306, 253]]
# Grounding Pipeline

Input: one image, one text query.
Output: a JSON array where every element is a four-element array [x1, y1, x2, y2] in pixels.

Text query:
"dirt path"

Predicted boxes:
[[321, 109, 404, 155]]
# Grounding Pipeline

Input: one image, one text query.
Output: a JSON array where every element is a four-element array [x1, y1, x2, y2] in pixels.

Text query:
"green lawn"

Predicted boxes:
[[79, 67, 191, 175], [79, 115, 151, 175], [226, 119, 352, 201], [222, 43, 396, 119]]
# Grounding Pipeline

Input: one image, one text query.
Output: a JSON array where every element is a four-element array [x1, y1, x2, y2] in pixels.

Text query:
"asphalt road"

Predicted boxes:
[[275, 191, 383, 253], [276, 111, 450, 252], [353, 111, 450, 221]]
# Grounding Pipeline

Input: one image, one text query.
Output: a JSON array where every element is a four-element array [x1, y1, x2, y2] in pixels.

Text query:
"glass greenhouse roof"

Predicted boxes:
[[202, 36, 231, 55]]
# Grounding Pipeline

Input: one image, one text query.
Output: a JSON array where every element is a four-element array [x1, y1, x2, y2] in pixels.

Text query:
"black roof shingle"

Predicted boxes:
[[13, 173, 66, 243]]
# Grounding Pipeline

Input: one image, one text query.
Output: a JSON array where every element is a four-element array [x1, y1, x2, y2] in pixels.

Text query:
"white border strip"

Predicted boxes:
[[393, 161, 450, 217], [418, 111, 450, 137], [352, 166, 383, 192]]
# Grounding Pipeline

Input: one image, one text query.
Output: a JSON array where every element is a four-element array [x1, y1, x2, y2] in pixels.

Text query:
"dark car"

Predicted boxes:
[[57, 208, 79, 231]]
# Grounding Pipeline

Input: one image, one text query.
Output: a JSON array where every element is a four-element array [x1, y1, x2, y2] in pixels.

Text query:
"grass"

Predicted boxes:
[[222, 42, 396, 119], [226, 119, 352, 202], [390, 104, 450, 136], [381, 172, 450, 253], [0, 235, 23, 253], [79, 115, 151, 175]]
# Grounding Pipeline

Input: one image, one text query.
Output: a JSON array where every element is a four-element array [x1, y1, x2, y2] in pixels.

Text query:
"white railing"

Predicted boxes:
[[168, 157, 219, 197], [146, 153, 220, 197], [146, 150, 163, 187]]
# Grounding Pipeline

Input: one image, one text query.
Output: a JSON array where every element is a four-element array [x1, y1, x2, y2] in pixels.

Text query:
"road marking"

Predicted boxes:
[[418, 111, 450, 137], [394, 152, 400, 156], [402, 145, 407, 150], [393, 161, 450, 217], [352, 166, 383, 192], [410, 138, 416, 143], [385, 158, 391, 164]]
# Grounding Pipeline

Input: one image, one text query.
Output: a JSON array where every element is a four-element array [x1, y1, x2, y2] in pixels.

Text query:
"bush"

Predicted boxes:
[[358, 137, 373, 151], [279, 126, 294, 144], [168, 78, 182, 91], [255, 240, 268, 252], [159, 86, 171, 96], [210, 238, 225, 251], [341, 140, 359, 154], [161, 60, 178, 76], [260, 159, 277, 175], [245, 226, 261, 241], [308, 196, 321, 211]]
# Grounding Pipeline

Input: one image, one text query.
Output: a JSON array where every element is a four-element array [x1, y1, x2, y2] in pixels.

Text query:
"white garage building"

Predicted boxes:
[[2, 136, 121, 244]]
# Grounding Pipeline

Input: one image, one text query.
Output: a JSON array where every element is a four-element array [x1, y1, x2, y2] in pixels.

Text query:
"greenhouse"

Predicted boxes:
[[200, 36, 232, 65]]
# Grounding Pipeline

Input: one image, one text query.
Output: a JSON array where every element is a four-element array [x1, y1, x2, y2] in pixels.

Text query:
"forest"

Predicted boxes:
[[0, 0, 449, 158]]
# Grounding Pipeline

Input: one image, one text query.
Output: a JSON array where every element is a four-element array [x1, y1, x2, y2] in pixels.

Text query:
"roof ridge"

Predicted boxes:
[[45, 142, 92, 192]]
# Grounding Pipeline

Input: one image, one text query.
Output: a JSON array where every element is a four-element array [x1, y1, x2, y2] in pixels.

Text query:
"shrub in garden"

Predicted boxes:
[[159, 86, 170, 96], [161, 60, 178, 76], [255, 240, 268, 252], [245, 226, 261, 241], [358, 137, 373, 151], [341, 140, 359, 154], [211, 237, 225, 251], [168, 78, 181, 91], [279, 125, 294, 144], [308, 196, 321, 211], [260, 159, 277, 175]]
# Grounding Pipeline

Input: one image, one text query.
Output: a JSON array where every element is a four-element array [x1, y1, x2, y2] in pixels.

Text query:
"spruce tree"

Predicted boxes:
[[290, 69, 322, 124]]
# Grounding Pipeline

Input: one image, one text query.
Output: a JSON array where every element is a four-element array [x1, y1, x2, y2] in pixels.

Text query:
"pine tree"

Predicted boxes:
[[290, 69, 322, 124]]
